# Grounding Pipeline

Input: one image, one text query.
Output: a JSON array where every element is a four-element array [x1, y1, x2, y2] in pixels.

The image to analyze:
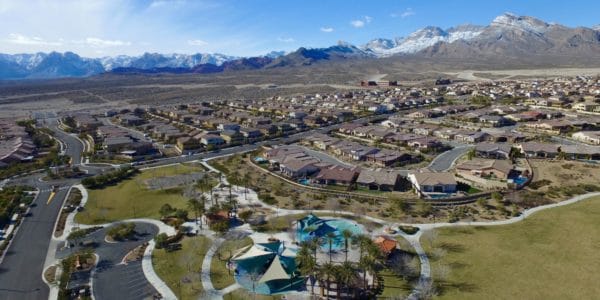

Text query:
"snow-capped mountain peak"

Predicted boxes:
[[491, 12, 550, 34]]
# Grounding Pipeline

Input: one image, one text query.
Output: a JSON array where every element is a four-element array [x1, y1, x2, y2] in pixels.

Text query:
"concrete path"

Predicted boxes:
[[203, 154, 600, 300], [44, 184, 178, 300]]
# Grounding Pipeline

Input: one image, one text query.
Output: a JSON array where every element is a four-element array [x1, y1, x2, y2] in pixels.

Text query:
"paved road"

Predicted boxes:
[[0, 188, 68, 300], [58, 222, 159, 300], [427, 145, 473, 172], [45, 120, 84, 166]]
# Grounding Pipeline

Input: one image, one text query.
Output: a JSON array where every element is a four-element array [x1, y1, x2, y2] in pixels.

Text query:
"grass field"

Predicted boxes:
[[378, 269, 412, 299], [425, 196, 600, 299], [75, 164, 203, 224], [210, 237, 253, 290], [152, 236, 211, 300]]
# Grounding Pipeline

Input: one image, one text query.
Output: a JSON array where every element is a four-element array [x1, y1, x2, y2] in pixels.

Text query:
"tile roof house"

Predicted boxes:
[[475, 143, 512, 159], [366, 149, 412, 167], [456, 159, 514, 180], [517, 142, 560, 158], [312, 165, 360, 186], [408, 171, 457, 196], [356, 169, 404, 191]]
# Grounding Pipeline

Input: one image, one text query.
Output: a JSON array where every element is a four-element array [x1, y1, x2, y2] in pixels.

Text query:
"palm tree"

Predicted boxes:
[[352, 234, 372, 261], [325, 232, 336, 263], [242, 172, 251, 201], [339, 261, 357, 298], [308, 236, 323, 262], [319, 262, 336, 298], [341, 229, 353, 262], [197, 195, 207, 229], [187, 198, 200, 225], [296, 242, 318, 295], [365, 242, 383, 290]]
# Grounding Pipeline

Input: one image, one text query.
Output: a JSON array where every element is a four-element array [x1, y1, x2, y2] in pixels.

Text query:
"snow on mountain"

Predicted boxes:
[[264, 50, 286, 59], [363, 25, 484, 57], [100, 53, 238, 70], [593, 25, 600, 31], [490, 12, 550, 35]]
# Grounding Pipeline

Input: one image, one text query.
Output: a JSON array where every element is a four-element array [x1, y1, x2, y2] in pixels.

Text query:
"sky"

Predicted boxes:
[[1, 0, 599, 58]]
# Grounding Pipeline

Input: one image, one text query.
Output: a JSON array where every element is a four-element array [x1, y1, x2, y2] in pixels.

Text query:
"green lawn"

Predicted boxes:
[[210, 237, 253, 290], [75, 164, 202, 224], [378, 269, 412, 299], [425, 196, 600, 300], [152, 236, 211, 300]]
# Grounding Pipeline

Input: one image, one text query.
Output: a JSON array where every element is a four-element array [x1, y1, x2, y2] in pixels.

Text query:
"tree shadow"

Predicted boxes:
[[438, 242, 466, 253], [436, 279, 479, 295]]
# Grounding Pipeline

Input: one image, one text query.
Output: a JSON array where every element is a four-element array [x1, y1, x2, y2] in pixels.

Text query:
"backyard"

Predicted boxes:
[[423, 196, 600, 299], [75, 163, 207, 224]]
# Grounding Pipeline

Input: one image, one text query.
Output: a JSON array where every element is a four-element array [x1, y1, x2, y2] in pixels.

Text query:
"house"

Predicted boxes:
[[279, 158, 320, 178], [312, 165, 360, 186], [560, 145, 600, 160], [239, 127, 263, 141], [408, 171, 457, 196], [356, 169, 404, 191], [176, 136, 201, 154], [475, 143, 512, 159], [517, 142, 559, 158], [366, 149, 412, 167], [220, 130, 244, 145], [571, 131, 600, 145], [199, 134, 225, 147], [217, 123, 241, 132], [456, 159, 514, 180]]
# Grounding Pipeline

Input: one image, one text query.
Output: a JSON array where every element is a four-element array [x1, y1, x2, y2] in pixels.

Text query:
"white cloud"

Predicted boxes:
[[84, 37, 131, 47], [277, 37, 295, 43], [187, 39, 208, 46], [351, 16, 373, 28], [350, 20, 365, 28], [320, 27, 334, 33], [392, 8, 415, 18], [4, 33, 62, 46]]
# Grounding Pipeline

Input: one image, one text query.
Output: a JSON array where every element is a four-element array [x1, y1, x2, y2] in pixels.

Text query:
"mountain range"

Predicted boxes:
[[2, 13, 600, 80]]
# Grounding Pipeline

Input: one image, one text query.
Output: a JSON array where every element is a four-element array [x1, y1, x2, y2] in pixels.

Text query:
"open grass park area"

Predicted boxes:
[[424, 196, 600, 299], [75, 163, 205, 224], [152, 236, 211, 300]]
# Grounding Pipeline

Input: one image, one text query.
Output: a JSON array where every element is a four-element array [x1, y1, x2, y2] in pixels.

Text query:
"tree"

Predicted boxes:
[[476, 197, 487, 208], [341, 229, 353, 262], [390, 196, 410, 214], [296, 241, 318, 295], [154, 233, 168, 249], [159, 203, 175, 218], [491, 192, 503, 202], [336, 261, 357, 298], [415, 199, 433, 217], [238, 210, 253, 223], [467, 148, 476, 160], [319, 262, 336, 297], [175, 209, 188, 221], [325, 232, 336, 263], [107, 223, 136, 241]]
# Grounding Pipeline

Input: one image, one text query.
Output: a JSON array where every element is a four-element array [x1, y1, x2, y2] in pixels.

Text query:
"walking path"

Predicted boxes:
[[44, 184, 178, 300], [202, 156, 600, 300]]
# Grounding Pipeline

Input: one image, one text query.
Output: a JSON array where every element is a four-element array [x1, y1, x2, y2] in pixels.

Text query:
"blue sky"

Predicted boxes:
[[0, 0, 598, 57]]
